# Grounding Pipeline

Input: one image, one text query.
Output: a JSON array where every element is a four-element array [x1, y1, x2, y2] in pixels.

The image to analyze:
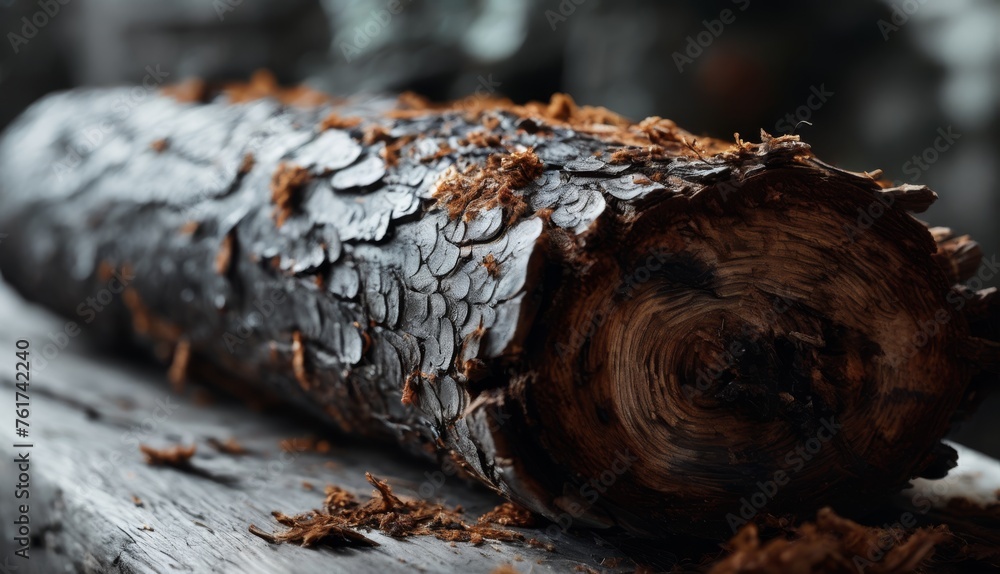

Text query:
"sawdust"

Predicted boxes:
[[279, 435, 332, 454], [481, 254, 500, 278], [291, 331, 313, 391], [432, 148, 544, 223], [360, 124, 416, 167], [167, 338, 190, 393], [400, 373, 419, 406], [319, 112, 363, 131], [707, 508, 950, 574], [161, 78, 208, 103], [478, 502, 535, 528], [250, 472, 528, 550], [238, 152, 256, 175], [140, 444, 196, 467], [460, 129, 502, 148], [224, 70, 331, 107], [123, 287, 183, 343], [214, 231, 234, 275], [270, 163, 311, 227], [207, 437, 247, 455], [385, 90, 731, 157]]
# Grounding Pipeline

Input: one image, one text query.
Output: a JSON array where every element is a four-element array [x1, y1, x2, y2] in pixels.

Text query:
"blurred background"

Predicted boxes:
[[1, 0, 997, 454]]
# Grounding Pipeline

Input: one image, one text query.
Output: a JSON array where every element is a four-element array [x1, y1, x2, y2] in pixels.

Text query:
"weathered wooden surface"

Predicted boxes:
[[0, 282, 638, 574]]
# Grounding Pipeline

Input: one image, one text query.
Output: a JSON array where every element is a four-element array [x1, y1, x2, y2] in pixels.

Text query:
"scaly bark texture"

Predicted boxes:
[[0, 77, 996, 538]]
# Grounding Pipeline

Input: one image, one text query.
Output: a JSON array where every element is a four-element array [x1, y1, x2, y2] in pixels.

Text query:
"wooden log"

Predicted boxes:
[[0, 80, 997, 539]]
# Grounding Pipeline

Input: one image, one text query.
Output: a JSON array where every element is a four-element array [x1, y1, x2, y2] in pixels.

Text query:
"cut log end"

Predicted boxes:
[[521, 166, 986, 536]]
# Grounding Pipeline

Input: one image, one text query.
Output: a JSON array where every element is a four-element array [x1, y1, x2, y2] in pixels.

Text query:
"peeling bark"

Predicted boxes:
[[0, 84, 996, 538]]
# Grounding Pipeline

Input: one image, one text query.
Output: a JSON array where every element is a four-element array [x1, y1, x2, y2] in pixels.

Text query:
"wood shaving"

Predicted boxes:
[[250, 472, 527, 550], [139, 444, 196, 467]]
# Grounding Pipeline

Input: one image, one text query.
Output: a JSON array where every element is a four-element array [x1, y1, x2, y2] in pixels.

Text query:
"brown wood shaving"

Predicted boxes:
[[214, 232, 234, 276], [206, 437, 247, 455], [270, 163, 311, 227], [380, 134, 416, 167], [161, 78, 208, 103], [525, 538, 555, 552], [249, 511, 379, 548], [478, 502, 535, 528], [359, 124, 416, 167], [167, 338, 190, 393], [139, 444, 196, 467], [238, 152, 255, 175], [123, 288, 183, 343], [291, 331, 313, 391], [400, 373, 419, 406], [278, 436, 332, 454], [224, 70, 331, 107], [319, 113, 362, 131], [461, 129, 502, 148], [482, 253, 500, 278]]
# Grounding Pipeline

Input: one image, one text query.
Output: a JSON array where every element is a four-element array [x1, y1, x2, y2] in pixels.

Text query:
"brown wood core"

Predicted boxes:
[[528, 170, 971, 536]]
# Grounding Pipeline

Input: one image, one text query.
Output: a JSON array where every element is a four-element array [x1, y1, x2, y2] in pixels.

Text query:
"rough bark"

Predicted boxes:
[[0, 80, 996, 538]]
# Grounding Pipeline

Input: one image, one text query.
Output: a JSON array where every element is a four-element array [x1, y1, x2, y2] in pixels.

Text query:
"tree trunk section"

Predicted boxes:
[[0, 83, 996, 538]]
